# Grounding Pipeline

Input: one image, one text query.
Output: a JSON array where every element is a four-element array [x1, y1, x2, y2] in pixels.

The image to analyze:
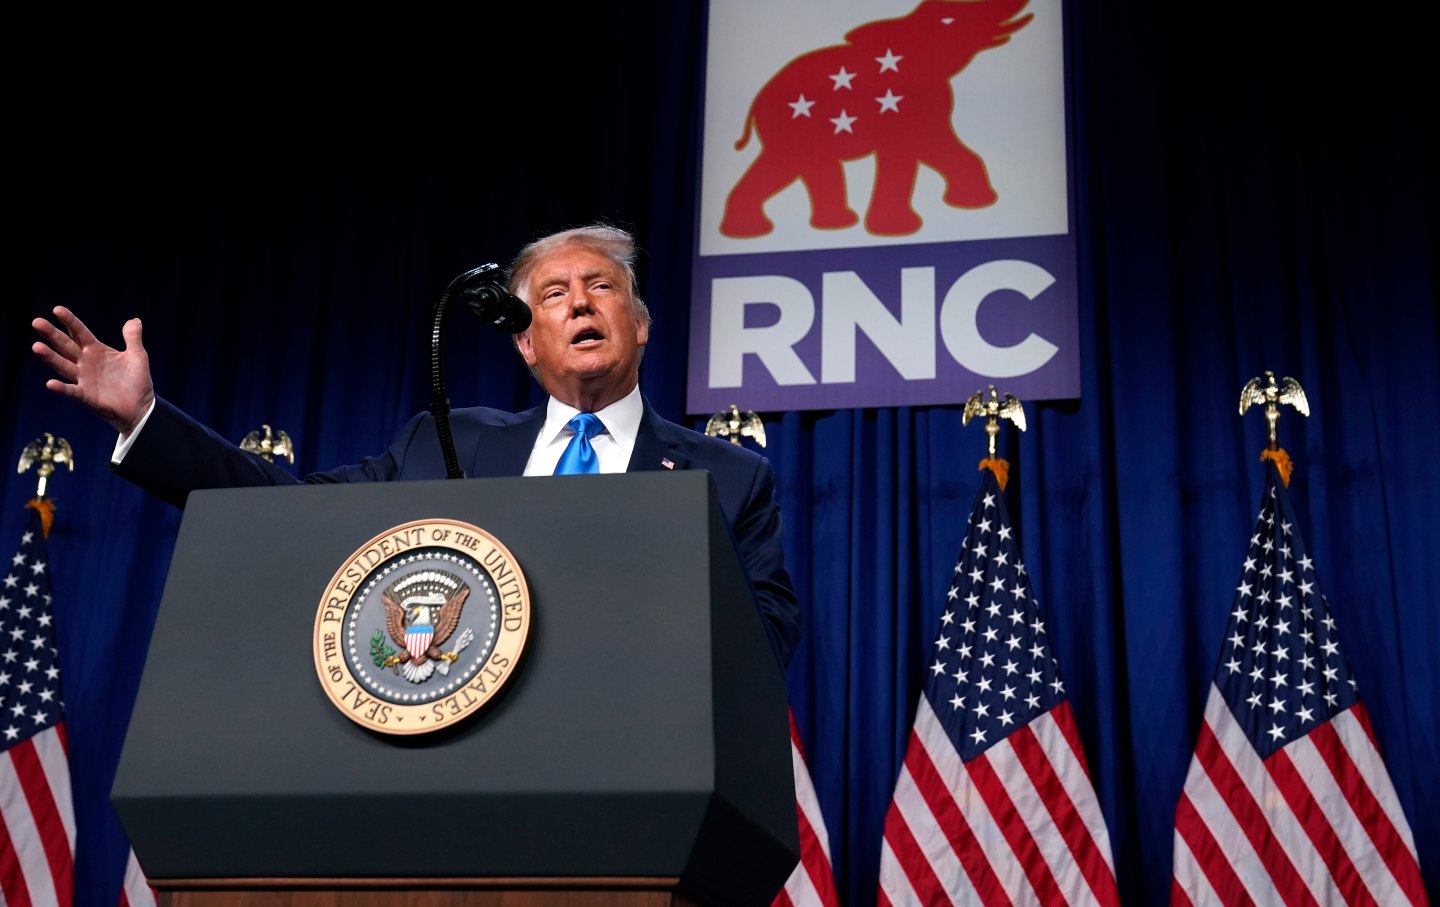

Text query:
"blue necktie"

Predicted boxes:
[[553, 413, 604, 475]]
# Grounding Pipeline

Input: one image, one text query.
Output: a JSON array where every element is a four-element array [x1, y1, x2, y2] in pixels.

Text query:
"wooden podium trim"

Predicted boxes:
[[155, 877, 702, 907]]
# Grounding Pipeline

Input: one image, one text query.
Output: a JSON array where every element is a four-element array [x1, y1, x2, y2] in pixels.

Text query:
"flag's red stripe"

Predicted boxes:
[[1264, 746, 1375, 907], [1308, 717, 1429, 905], [1171, 875, 1196, 907], [966, 750, 1064, 905], [793, 777, 841, 907], [772, 887, 794, 907], [1049, 701, 1095, 778], [8, 734, 74, 904], [1044, 706, 1122, 901], [1348, 702, 1380, 752], [1173, 791, 1257, 907], [878, 885, 894, 907], [1195, 721, 1317, 907], [904, 727, 1013, 906], [883, 765, 954, 906], [1, 788, 38, 907], [1010, 722, 1120, 906]]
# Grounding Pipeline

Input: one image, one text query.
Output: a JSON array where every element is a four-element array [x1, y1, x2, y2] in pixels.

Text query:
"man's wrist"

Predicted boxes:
[[111, 398, 158, 464]]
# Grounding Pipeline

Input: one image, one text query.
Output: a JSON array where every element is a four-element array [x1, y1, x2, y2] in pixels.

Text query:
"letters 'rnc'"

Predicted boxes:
[[708, 260, 1059, 388]]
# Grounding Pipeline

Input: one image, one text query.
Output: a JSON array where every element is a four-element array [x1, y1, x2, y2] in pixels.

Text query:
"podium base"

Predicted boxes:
[[157, 878, 704, 907]]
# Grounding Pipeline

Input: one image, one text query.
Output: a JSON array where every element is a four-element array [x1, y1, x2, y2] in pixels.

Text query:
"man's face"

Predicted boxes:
[[514, 245, 649, 411]]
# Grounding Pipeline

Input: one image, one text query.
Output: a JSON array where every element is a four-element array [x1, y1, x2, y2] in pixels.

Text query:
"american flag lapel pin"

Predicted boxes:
[[660, 457, 674, 470]]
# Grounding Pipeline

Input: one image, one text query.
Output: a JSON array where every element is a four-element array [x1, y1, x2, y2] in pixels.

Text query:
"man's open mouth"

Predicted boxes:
[[572, 328, 604, 345]]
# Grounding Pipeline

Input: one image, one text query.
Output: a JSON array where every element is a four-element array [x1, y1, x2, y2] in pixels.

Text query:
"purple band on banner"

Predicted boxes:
[[686, 234, 1079, 414]]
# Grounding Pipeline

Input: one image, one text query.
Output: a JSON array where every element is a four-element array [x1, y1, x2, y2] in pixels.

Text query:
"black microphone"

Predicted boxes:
[[429, 262, 531, 479], [454, 263, 531, 333]]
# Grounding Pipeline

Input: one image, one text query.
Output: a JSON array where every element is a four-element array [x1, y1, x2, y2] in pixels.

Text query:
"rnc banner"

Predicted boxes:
[[688, 0, 1077, 414]]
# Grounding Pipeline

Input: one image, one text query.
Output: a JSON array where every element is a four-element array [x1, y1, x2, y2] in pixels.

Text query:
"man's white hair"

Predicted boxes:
[[506, 223, 652, 326]]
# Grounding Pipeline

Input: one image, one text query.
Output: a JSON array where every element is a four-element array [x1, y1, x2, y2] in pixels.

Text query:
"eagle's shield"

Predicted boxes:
[[406, 626, 434, 660]]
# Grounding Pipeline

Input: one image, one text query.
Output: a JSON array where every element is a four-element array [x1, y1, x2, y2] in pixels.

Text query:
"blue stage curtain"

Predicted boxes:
[[2, 3, 1434, 903]]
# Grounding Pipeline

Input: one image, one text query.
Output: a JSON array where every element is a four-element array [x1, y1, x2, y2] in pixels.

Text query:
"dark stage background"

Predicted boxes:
[[3, 3, 1436, 904]]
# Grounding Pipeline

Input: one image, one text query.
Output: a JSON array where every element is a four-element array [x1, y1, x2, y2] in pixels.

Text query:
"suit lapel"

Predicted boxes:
[[467, 404, 546, 478], [628, 397, 689, 473]]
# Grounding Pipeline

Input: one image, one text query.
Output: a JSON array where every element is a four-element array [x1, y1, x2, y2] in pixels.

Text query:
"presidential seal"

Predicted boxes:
[[313, 518, 531, 735]]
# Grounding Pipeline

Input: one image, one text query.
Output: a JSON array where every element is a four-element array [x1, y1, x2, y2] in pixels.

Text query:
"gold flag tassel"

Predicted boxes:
[[963, 386, 1026, 492], [1259, 448, 1294, 488], [979, 457, 1011, 491], [1239, 370, 1309, 488], [25, 497, 56, 539]]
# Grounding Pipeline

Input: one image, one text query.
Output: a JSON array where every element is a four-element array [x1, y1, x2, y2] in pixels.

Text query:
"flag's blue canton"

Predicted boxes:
[[1214, 467, 1357, 758], [0, 510, 63, 749], [924, 470, 1065, 761]]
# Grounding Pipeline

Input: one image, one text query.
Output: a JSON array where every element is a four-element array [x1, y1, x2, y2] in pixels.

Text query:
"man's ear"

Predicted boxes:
[[514, 331, 538, 368]]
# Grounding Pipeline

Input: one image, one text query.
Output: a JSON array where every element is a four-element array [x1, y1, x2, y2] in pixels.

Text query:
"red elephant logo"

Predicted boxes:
[[719, 0, 1033, 239]]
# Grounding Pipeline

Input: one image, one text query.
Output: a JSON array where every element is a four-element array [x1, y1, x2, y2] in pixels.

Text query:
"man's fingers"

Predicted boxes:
[[31, 341, 79, 381], [120, 317, 145, 353], [51, 305, 99, 348], [43, 378, 84, 401], [31, 317, 81, 361]]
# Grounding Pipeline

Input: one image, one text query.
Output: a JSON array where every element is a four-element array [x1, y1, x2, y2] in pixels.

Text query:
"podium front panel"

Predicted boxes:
[[112, 472, 795, 900]]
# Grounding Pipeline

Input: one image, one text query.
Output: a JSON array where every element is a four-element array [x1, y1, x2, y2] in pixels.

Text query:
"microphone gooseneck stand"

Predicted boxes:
[[428, 263, 532, 479]]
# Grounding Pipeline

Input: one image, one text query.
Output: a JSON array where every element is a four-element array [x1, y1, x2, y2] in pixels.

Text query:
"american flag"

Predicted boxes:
[[878, 465, 1119, 905], [774, 708, 840, 907], [1171, 464, 1428, 905], [0, 502, 75, 905], [0, 500, 156, 907]]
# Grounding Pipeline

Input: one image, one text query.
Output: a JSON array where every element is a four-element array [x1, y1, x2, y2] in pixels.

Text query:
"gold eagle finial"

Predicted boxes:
[[1239, 370, 1308, 450], [705, 404, 767, 448], [962, 386, 1026, 459], [17, 432, 74, 499], [239, 424, 295, 464]]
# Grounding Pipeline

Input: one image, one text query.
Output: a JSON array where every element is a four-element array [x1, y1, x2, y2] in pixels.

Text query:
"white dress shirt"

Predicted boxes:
[[522, 385, 643, 476]]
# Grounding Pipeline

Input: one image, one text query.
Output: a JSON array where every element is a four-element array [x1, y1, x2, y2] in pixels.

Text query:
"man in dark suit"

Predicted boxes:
[[31, 224, 799, 665]]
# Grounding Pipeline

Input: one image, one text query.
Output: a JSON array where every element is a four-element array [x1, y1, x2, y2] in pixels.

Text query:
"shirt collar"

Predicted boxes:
[[540, 385, 643, 446]]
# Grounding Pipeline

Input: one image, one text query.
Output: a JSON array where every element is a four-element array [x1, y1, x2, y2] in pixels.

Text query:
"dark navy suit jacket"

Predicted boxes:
[[117, 396, 800, 666]]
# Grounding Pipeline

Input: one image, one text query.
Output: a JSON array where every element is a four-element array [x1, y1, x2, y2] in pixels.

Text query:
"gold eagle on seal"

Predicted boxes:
[[380, 570, 472, 683]]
